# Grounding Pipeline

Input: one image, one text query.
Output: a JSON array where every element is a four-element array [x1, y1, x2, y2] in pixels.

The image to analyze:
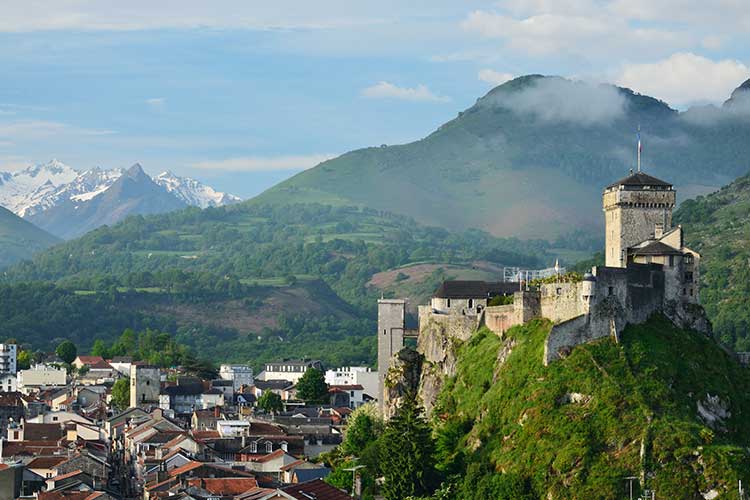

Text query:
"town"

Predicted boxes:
[[0, 346, 376, 500]]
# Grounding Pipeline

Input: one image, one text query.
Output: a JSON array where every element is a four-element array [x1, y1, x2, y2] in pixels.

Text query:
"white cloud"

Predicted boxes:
[[0, 120, 115, 140], [461, 9, 686, 57], [616, 53, 750, 106], [482, 77, 626, 124], [146, 97, 167, 111], [478, 69, 514, 86], [191, 154, 336, 172], [361, 81, 450, 102]]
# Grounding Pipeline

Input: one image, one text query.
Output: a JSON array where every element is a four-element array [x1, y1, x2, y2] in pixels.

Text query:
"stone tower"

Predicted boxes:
[[377, 299, 406, 408], [603, 171, 676, 267], [130, 365, 161, 408]]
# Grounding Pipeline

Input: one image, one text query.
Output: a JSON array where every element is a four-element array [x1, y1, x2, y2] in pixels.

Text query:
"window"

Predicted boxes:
[[682, 288, 687, 296], [684, 272, 694, 283], [249, 442, 257, 453], [281, 441, 288, 452], [684, 254, 694, 265], [669, 255, 674, 267], [689, 288, 694, 296], [468, 299, 474, 308], [266, 441, 273, 453], [447, 299, 451, 307], [608, 286, 614, 296]]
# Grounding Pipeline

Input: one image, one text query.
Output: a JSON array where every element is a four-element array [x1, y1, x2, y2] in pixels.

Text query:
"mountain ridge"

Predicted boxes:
[[253, 75, 750, 239], [0, 159, 241, 239]]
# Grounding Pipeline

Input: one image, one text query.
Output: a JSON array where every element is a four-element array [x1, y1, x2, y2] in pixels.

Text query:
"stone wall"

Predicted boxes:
[[483, 305, 515, 335], [540, 282, 584, 323]]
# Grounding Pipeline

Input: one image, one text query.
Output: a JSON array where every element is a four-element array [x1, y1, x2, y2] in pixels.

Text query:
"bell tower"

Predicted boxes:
[[603, 171, 676, 267]]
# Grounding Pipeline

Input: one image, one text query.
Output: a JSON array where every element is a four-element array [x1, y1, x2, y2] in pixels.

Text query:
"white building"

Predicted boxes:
[[0, 373, 17, 392], [0, 344, 17, 375], [325, 366, 378, 398], [217, 419, 250, 438], [219, 364, 254, 391], [18, 364, 67, 392], [259, 359, 322, 384]]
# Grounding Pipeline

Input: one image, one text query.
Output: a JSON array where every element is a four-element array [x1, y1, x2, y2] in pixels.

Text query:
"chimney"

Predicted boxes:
[[214, 406, 219, 418], [654, 223, 664, 239]]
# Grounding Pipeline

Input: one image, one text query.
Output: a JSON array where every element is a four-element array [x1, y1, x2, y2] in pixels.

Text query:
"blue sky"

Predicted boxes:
[[1, 1, 749, 198]]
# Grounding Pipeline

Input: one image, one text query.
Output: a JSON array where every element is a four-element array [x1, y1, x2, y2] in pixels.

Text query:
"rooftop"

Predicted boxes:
[[606, 171, 673, 190], [434, 280, 518, 299]]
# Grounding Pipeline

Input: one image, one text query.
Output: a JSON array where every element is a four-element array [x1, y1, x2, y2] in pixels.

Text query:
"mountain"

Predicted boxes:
[[0, 160, 240, 239], [675, 171, 750, 352], [154, 171, 241, 208], [425, 317, 750, 498], [0, 206, 59, 268], [254, 75, 750, 239], [26, 164, 188, 239]]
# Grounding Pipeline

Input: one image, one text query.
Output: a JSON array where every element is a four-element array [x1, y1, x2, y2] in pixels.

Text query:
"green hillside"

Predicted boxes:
[[2, 203, 555, 364], [254, 75, 750, 239], [432, 317, 750, 499], [0, 206, 59, 268], [675, 173, 750, 351]]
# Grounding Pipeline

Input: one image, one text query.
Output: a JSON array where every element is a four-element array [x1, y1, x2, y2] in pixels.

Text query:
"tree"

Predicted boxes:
[[91, 339, 110, 358], [111, 378, 130, 410], [17, 350, 32, 370], [379, 395, 439, 500], [342, 403, 383, 456], [296, 368, 329, 404], [257, 391, 283, 413], [56, 340, 77, 364]]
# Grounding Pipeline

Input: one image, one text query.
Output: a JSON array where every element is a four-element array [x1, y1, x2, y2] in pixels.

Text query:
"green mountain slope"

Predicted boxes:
[[0, 206, 59, 268], [675, 172, 750, 351], [255, 75, 750, 239], [434, 317, 750, 499]]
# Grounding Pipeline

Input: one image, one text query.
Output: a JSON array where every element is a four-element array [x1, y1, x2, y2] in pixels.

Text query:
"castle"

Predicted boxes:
[[378, 170, 709, 406]]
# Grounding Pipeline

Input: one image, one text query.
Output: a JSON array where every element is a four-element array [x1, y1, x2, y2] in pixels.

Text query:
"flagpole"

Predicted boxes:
[[637, 125, 641, 172]]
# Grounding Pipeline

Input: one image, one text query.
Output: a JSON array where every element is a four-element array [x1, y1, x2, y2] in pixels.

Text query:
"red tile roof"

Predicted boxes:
[[38, 492, 104, 500], [279, 479, 352, 500], [252, 449, 286, 463], [49, 469, 84, 482], [23, 423, 65, 441], [26, 456, 68, 469], [186, 477, 259, 495], [279, 459, 306, 472], [328, 384, 364, 391], [74, 356, 105, 365]]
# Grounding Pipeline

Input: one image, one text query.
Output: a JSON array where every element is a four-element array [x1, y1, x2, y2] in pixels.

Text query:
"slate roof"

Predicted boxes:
[[278, 479, 351, 500], [434, 280, 517, 299], [606, 171, 672, 189], [630, 241, 683, 256]]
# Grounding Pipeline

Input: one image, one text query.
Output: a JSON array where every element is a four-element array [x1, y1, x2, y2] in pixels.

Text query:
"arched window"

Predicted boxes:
[[468, 299, 474, 308]]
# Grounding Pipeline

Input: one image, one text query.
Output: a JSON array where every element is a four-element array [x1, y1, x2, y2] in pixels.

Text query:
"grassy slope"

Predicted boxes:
[[0, 206, 59, 268], [254, 75, 750, 239], [675, 173, 750, 351], [435, 316, 750, 499]]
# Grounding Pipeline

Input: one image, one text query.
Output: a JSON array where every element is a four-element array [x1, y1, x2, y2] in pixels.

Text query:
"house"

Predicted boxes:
[[328, 385, 365, 409], [217, 419, 251, 438], [324, 366, 378, 399], [280, 460, 330, 484], [159, 377, 225, 414], [26, 456, 68, 479], [107, 356, 133, 377], [72, 356, 105, 370], [0, 392, 25, 439], [219, 364, 254, 392], [260, 478, 351, 500], [18, 364, 67, 392], [250, 380, 293, 400], [28, 411, 93, 426], [257, 360, 323, 384], [191, 407, 223, 430]]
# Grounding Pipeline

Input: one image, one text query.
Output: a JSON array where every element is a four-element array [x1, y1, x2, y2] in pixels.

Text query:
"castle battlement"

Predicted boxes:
[[378, 170, 710, 407]]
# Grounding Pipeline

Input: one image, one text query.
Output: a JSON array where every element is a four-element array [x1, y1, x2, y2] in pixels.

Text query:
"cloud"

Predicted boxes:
[[478, 69, 514, 86], [462, 9, 686, 58], [361, 81, 450, 102], [616, 53, 750, 106], [0, 120, 115, 140], [146, 97, 167, 111], [482, 77, 626, 124], [191, 154, 336, 172]]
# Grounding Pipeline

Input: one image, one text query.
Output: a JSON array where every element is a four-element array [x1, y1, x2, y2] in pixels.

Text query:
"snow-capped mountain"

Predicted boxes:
[[0, 159, 240, 218], [155, 171, 241, 208], [0, 159, 241, 239]]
